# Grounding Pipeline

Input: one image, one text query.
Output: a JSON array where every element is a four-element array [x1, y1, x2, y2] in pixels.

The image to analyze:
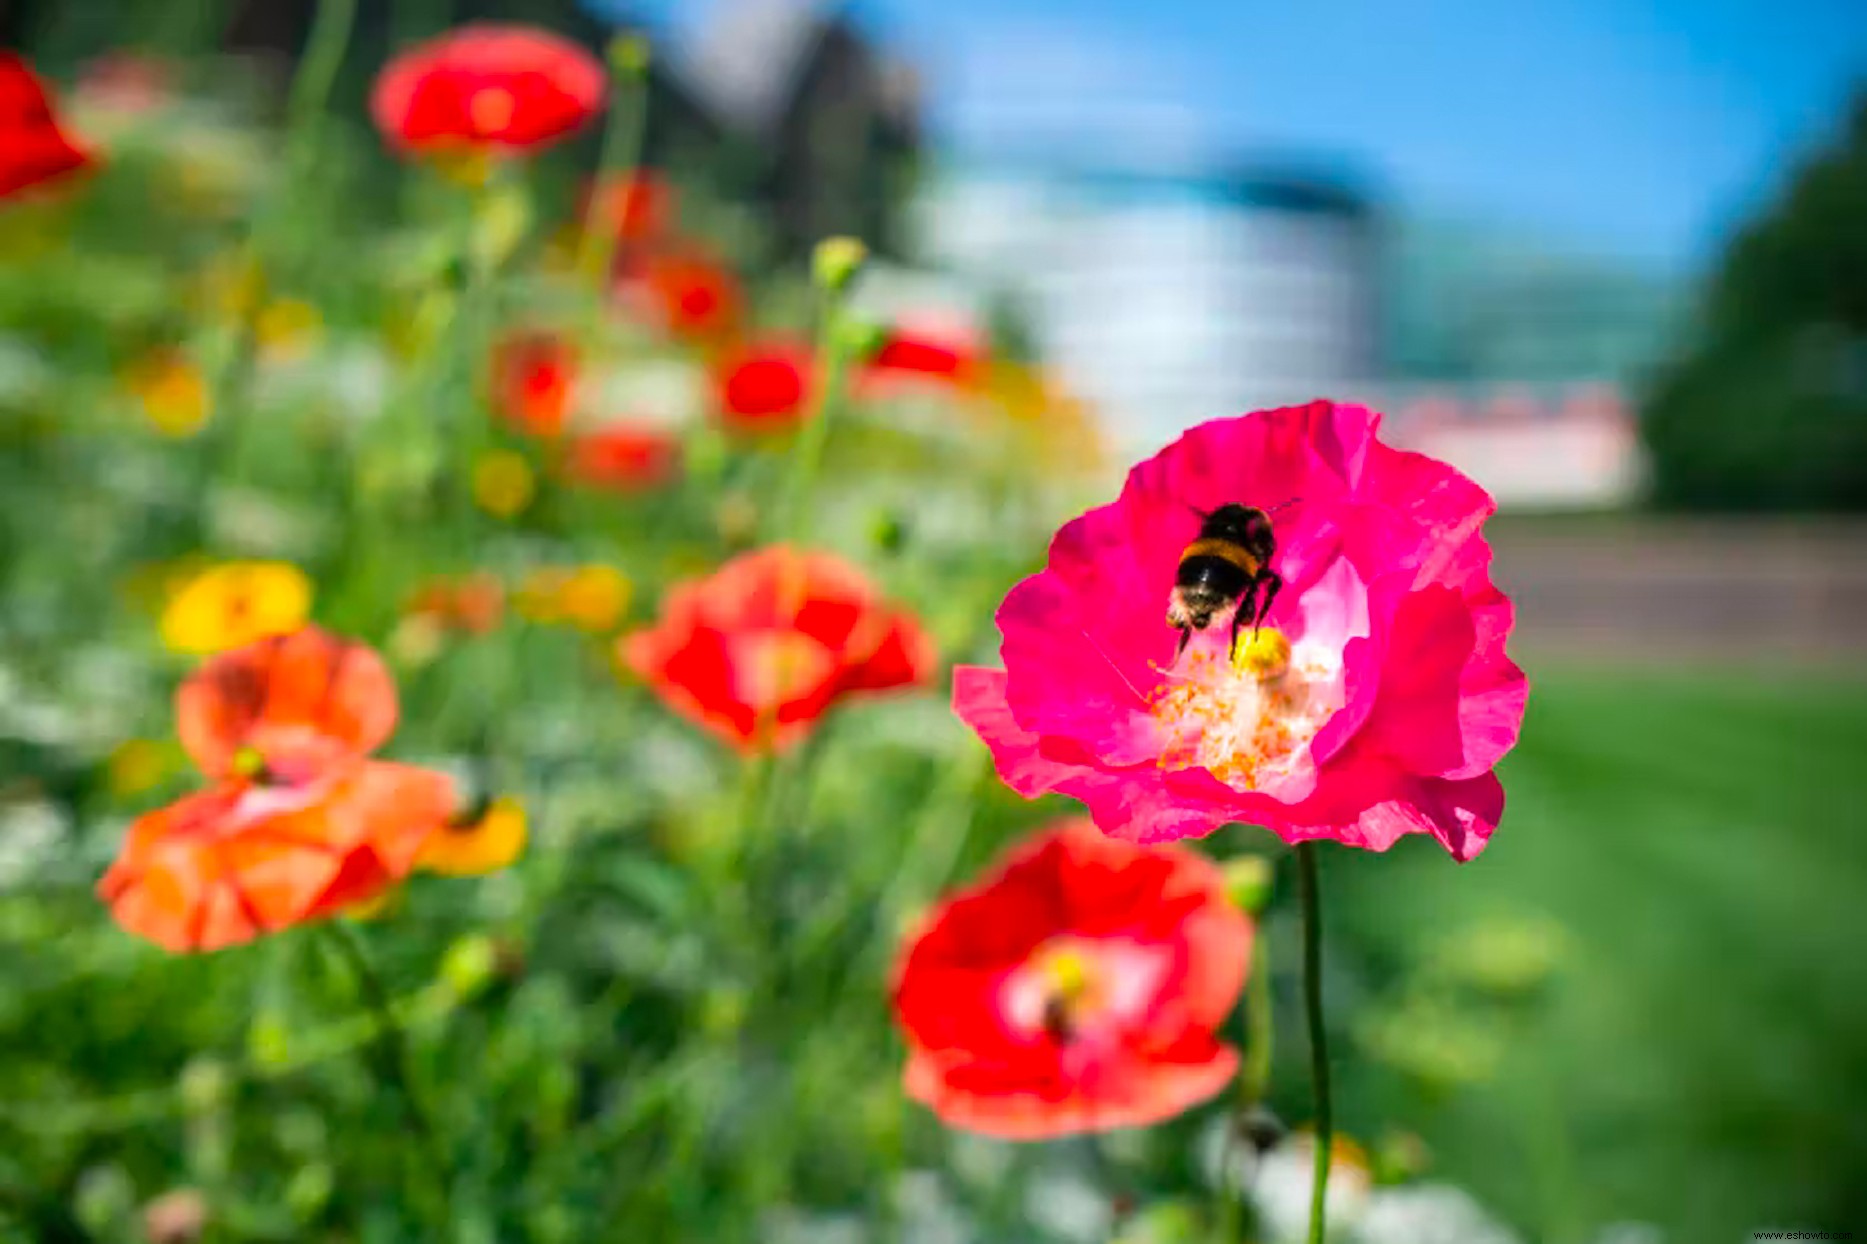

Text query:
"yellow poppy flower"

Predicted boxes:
[[473, 451, 535, 519], [418, 796, 527, 876], [254, 298, 322, 362], [125, 349, 211, 438], [159, 561, 312, 655], [558, 564, 631, 632]]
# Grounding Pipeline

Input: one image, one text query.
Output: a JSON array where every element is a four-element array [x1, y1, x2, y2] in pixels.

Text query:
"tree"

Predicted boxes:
[[1642, 90, 1867, 510]]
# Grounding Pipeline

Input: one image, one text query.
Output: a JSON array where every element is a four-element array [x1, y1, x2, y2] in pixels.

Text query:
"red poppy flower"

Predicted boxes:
[[621, 546, 934, 752], [98, 762, 453, 952], [407, 572, 505, 634], [626, 249, 742, 341], [1, 52, 96, 199], [893, 820, 1252, 1139], [874, 329, 981, 384], [176, 627, 398, 787], [579, 170, 674, 252], [491, 331, 578, 436], [567, 422, 682, 490], [714, 339, 814, 432], [371, 24, 605, 157]]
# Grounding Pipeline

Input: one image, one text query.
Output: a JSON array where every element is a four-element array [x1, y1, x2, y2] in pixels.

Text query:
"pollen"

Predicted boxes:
[[1149, 627, 1338, 793], [1232, 627, 1292, 680]]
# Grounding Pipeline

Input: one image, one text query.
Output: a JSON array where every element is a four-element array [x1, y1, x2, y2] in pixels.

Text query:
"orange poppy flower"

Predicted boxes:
[[491, 331, 578, 436], [566, 422, 681, 490], [621, 546, 934, 753], [578, 170, 673, 253], [98, 762, 453, 952], [176, 627, 398, 786], [625, 248, 742, 341], [406, 572, 505, 635]]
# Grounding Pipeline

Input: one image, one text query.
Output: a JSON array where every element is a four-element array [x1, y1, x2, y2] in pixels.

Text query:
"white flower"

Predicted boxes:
[[1356, 1184, 1522, 1244]]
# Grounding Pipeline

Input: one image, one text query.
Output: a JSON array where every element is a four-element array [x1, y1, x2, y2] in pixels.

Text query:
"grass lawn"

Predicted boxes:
[[1328, 665, 1867, 1242]]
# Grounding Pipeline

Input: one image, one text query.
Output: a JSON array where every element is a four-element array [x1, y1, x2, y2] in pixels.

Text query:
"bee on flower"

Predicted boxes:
[[954, 401, 1527, 860]]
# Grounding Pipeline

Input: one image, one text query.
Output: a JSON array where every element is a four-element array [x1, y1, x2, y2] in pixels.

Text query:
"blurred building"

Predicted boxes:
[[915, 153, 1380, 458], [674, 0, 922, 258], [1384, 217, 1687, 386], [1368, 218, 1686, 508], [1366, 382, 1644, 509]]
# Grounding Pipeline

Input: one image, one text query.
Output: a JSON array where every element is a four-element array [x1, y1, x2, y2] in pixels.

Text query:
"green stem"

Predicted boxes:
[[775, 293, 857, 544], [1243, 928, 1274, 1105], [1297, 842, 1332, 1244], [322, 922, 451, 1219], [577, 55, 652, 291], [286, 0, 358, 174], [1221, 927, 1275, 1241], [1083, 1133, 1132, 1232]]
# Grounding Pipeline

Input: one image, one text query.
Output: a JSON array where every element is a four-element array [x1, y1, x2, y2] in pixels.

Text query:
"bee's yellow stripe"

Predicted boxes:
[[1181, 538, 1260, 576]]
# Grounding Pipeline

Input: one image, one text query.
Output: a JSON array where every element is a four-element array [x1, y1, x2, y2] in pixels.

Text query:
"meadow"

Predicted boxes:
[[3, 26, 1865, 1244]]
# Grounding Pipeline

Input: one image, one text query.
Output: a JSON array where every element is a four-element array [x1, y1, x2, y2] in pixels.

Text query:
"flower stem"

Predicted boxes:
[[577, 44, 652, 292], [287, 0, 357, 175], [321, 921, 450, 1220], [1296, 841, 1332, 1244], [776, 272, 861, 544]]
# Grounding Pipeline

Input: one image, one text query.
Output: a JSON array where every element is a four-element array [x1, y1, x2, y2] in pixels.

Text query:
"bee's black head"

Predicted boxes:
[[1198, 502, 1277, 560]]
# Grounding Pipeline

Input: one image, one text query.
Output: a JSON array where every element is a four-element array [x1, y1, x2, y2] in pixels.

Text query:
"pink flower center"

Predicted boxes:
[[1002, 937, 1167, 1045], [726, 629, 837, 712], [1148, 626, 1342, 794]]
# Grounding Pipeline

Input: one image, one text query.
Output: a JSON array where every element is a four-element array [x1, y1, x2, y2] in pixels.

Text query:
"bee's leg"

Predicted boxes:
[[1255, 571, 1283, 634], [1228, 581, 1261, 662]]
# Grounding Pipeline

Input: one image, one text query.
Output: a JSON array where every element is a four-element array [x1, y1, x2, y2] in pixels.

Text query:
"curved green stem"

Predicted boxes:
[[776, 294, 858, 544], [1297, 842, 1332, 1244], [577, 51, 652, 290], [322, 922, 451, 1221], [287, 0, 358, 171]]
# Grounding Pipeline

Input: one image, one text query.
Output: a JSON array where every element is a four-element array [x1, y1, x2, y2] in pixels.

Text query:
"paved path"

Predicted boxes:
[[1488, 517, 1867, 666]]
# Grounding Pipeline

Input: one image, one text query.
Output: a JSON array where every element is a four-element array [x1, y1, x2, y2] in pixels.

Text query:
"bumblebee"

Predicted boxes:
[[1167, 502, 1288, 659]]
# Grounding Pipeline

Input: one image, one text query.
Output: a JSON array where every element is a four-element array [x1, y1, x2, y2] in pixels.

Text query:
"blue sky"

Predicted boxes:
[[601, 0, 1865, 273]]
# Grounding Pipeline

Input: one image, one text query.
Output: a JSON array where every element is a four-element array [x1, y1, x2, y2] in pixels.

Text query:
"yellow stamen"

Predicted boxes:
[[1232, 627, 1292, 681], [1148, 627, 1336, 793]]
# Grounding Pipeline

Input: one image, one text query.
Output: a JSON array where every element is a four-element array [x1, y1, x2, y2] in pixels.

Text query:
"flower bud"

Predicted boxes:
[[247, 1011, 291, 1070], [177, 1057, 229, 1116], [609, 32, 651, 77], [1221, 854, 1274, 914], [812, 236, 867, 293], [441, 933, 499, 1000]]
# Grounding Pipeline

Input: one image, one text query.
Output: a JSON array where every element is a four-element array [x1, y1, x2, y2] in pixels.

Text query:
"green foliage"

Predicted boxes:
[[1643, 92, 1867, 510]]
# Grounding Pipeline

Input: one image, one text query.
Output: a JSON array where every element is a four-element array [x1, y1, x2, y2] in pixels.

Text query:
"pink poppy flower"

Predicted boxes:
[[952, 401, 1527, 860]]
